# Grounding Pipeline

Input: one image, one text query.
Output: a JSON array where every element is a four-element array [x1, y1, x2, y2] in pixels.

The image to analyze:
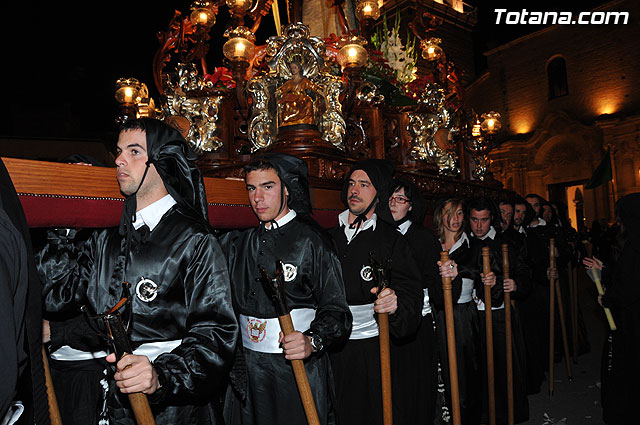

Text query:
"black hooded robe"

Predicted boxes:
[[41, 206, 238, 424], [328, 220, 423, 425], [600, 193, 640, 425], [220, 216, 351, 425], [470, 231, 530, 425], [429, 233, 483, 425], [40, 119, 238, 424], [390, 222, 441, 425]]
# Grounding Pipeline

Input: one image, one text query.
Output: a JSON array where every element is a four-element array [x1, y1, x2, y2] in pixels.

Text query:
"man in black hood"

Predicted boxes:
[[220, 153, 351, 425], [39, 118, 238, 424], [327, 159, 423, 425]]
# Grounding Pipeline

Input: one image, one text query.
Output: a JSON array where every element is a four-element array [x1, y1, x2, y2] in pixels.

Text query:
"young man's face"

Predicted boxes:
[[513, 203, 527, 227], [245, 168, 289, 223], [470, 208, 492, 238], [499, 203, 514, 231], [526, 196, 541, 217], [115, 129, 164, 203], [389, 187, 412, 222], [347, 169, 377, 217]]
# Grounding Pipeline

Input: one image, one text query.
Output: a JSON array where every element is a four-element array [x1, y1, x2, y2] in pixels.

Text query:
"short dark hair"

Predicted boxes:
[[244, 158, 277, 175], [514, 195, 535, 226], [498, 198, 514, 209], [467, 197, 500, 228], [525, 193, 545, 203], [117, 119, 147, 134]]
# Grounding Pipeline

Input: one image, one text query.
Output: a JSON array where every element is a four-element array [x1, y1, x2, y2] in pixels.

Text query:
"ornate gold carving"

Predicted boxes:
[[163, 63, 225, 153], [247, 23, 346, 151], [407, 84, 459, 176]]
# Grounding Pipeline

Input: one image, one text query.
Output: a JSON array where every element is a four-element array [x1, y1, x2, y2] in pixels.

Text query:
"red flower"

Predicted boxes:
[[204, 67, 235, 89]]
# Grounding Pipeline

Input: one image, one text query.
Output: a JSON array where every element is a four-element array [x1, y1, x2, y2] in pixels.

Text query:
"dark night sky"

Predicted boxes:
[[1, 0, 605, 144]]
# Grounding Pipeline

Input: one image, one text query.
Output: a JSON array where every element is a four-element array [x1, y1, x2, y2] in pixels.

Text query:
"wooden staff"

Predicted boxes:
[[587, 268, 617, 331], [583, 241, 616, 331], [260, 263, 320, 425], [370, 254, 392, 425], [126, 382, 156, 425], [501, 244, 514, 425], [548, 238, 556, 396], [554, 267, 573, 381], [278, 316, 321, 425], [482, 246, 496, 425], [378, 310, 393, 425], [42, 345, 63, 425], [566, 263, 574, 361], [571, 265, 579, 363], [441, 251, 461, 425]]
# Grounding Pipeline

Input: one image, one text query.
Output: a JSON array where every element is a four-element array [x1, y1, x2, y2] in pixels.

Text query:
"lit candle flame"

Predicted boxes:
[[124, 87, 134, 104]]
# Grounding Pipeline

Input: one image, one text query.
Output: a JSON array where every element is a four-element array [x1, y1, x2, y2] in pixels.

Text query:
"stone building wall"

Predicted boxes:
[[466, 0, 640, 225]]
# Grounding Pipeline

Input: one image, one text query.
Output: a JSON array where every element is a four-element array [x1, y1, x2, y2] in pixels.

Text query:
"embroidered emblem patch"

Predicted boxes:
[[283, 263, 297, 282], [360, 265, 373, 282], [247, 318, 267, 343], [135, 277, 158, 302]]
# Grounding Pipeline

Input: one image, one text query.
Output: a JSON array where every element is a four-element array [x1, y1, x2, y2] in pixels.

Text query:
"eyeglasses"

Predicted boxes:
[[389, 196, 410, 204]]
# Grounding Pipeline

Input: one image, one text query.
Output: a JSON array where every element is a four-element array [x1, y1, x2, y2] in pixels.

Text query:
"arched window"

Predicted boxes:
[[547, 57, 568, 99]]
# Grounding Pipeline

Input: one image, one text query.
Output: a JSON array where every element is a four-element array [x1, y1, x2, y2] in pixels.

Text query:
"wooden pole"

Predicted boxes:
[[42, 346, 63, 425], [548, 239, 556, 396], [440, 251, 461, 425], [571, 265, 579, 363], [378, 312, 393, 425], [127, 392, 156, 425], [501, 244, 514, 425], [482, 246, 496, 425], [278, 314, 321, 425], [554, 273, 574, 380], [566, 263, 575, 362], [587, 268, 617, 331]]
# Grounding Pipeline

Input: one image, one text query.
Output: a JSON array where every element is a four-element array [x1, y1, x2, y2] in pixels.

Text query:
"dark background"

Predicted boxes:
[[1, 0, 605, 144]]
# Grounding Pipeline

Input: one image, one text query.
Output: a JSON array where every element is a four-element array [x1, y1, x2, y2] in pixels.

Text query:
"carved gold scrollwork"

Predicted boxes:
[[248, 75, 276, 150], [247, 23, 345, 150], [163, 63, 225, 153], [407, 83, 460, 176]]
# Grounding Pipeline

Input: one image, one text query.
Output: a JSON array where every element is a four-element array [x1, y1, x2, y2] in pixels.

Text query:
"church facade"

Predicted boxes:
[[466, 0, 640, 229]]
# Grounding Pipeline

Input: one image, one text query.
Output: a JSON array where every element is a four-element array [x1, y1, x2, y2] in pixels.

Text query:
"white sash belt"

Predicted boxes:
[[349, 303, 378, 340], [458, 278, 474, 303], [422, 288, 432, 316], [50, 339, 182, 362], [240, 308, 316, 354], [473, 288, 505, 311]]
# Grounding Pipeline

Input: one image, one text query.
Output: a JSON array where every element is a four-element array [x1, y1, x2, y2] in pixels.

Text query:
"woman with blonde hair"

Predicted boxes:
[[431, 198, 483, 425]]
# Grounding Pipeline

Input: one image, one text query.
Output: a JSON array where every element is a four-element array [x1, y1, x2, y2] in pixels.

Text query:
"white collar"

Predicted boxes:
[[474, 226, 496, 241], [517, 225, 527, 235], [339, 209, 377, 243], [397, 220, 412, 235], [529, 217, 547, 228], [133, 194, 176, 232], [447, 232, 470, 254], [264, 209, 297, 230]]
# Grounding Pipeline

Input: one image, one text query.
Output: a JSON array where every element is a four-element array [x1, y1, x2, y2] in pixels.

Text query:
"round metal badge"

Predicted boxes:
[[283, 263, 298, 282], [135, 277, 158, 302], [360, 265, 373, 281]]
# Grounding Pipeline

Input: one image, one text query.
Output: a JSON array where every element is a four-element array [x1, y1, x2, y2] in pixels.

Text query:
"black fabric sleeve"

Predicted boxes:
[[387, 235, 424, 339]]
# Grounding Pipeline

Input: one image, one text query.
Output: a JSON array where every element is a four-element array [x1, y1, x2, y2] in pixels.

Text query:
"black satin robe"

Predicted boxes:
[[391, 223, 441, 425], [471, 232, 530, 424], [431, 233, 483, 425], [328, 220, 423, 425], [40, 206, 238, 425], [219, 217, 351, 425]]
